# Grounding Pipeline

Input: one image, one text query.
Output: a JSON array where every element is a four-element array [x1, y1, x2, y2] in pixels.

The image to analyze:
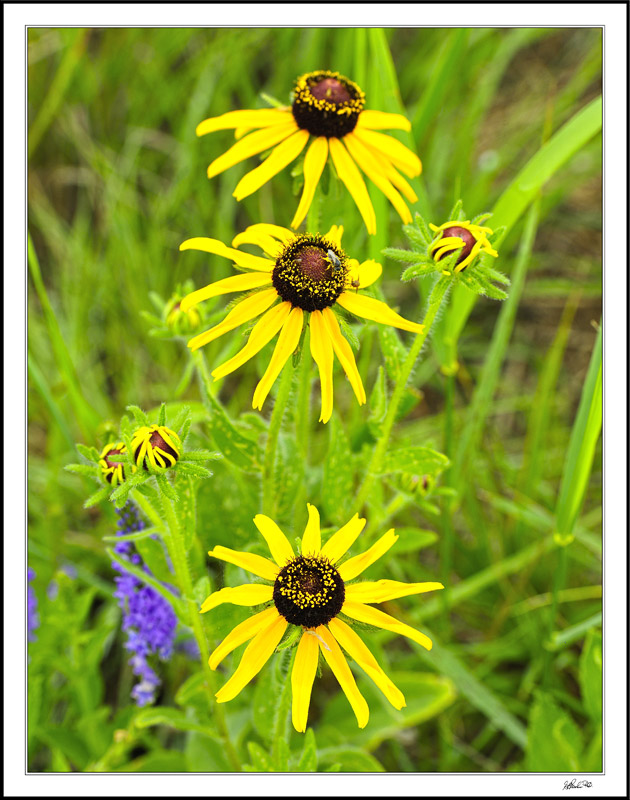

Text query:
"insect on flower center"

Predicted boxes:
[[292, 70, 365, 138], [272, 234, 347, 312], [273, 554, 345, 628], [434, 226, 476, 266]]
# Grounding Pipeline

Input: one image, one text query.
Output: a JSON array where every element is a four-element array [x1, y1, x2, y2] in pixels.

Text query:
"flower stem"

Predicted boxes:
[[354, 285, 450, 513], [152, 489, 242, 771], [262, 360, 295, 516]]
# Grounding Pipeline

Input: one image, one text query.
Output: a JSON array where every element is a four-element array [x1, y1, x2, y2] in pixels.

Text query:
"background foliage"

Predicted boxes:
[[28, 27, 602, 773]]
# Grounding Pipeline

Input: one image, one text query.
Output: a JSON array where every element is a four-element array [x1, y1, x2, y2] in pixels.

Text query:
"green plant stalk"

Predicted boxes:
[[158, 491, 242, 772], [354, 285, 451, 512], [271, 649, 296, 769], [262, 360, 295, 516]]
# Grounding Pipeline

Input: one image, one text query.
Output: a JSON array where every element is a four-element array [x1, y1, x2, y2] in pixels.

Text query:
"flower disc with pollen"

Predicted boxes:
[[273, 555, 345, 627], [272, 233, 347, 312], [292, 70, 365, 138]]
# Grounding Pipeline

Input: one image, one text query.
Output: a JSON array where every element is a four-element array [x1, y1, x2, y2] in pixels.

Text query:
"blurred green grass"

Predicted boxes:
[[28, 27, 601, 773]]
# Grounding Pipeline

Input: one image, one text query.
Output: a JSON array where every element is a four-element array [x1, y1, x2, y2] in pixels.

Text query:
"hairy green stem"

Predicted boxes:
[[262, 361, 295, 516], [354, 287, 450, 513]]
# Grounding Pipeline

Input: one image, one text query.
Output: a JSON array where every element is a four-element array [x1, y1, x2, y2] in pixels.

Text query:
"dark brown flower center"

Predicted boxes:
[[434, 226, 476, 266], [310, 77, 352, 104], [291, 70, 365, 138], [272, 234, 347, 312], [273, 555, 345, 627]]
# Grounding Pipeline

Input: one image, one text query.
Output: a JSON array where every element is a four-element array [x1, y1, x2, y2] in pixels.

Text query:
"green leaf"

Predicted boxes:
[[126, 404, 148, 426], [401, 262, 439, 282], [158, 402, 166, 427], [246, 741, 274, 772], [134, 536, 174, 585], [389, 527, 439, 554], [322, 415, 354, 524], [38, 725, 90, 770], [380, 446, 450, 476], [118, 750, 188, 772], [76, 443, 100, 462], [66, 462, 100, 478], [271, 737, 290, 772], [367, 366, 387, 438], [578, 629, 602, 721], [175, 673, 207, 707], [295, 728, 318, 772], [84, 486, 110, 508], [252, 660, 281, 745], [377, 324, 406, 382], [526, 692, 583, 772], [134, 706, 221, 740], [318, 746, 385, 772], [203, 381, 262, 471]]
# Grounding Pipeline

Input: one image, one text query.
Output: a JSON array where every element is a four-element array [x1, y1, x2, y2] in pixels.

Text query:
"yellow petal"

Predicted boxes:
[[321, 308, 366, 405], [345, 580, 444, 604], [253, 514, 295, 566], [252, 307, 304, 410], [196, 108, 293, 137], [369, 148, 418, 203], [353, 128, 422, 178], [186, 289, 278, 352], [320, 513, 366, 564], [180, 273, 272, 311], [336, 292, 423, 334], [328, 137, 377, 235], [357, 109, 412, 131], [237, 223, 295, 244], [341, 601, 433, 651], [207, 545, 279, 582], [208, 607, 279, 669], [301, 503, 321, 555], [291, 631, 320, 732], [179, 237, 274, 273], [323, 224, 344, 249], [206, 122, 298, 179], [231, 231, 284, 258], [328, 617, 406, 710], [344, 133, 413, 224], [346, 259, 382, 290], [317, 626, 369, 728], [338, 529, 398, 582], [215, 614, 287, 702], [309, 310, 334, 424], [211, 302, 292, 381], [290, 136, 329, 230], [200, 583, 273, 613], [233, 129, 310, 201]]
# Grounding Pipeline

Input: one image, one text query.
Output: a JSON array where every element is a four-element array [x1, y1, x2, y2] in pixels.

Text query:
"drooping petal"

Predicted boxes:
[[344, 133, 413, 224], [328, 137, 377, 235], [341, 601, 433, 651], [233, 129, 310, 201], [369, 147, 418, 203], [211, 302, 292, 381], [345, 579, 444, 604], [323, 224, 344, 249], [345, 259, 382, 290], [291, 631, 320, 733], [179, 272, 273, 311], [337, 529, 398, 582], [196, 108, 293, 137], [353, 128, 422, 179], [207, 545, 279, 582], [215, 614, 288, 703], [208, 607, 279, 669], [357, 109, 412, 132], [309, 310, 334, 424], [317, 626, 369, 728], [206, 122, 298, 180], [186, 289, 278, 352], [321, 308, 366, 406], [336, 292, 423, 334], [253, 514, 295, 566], [200, 584, 274, 613], [320, 513, 366, 564], [179, 237, 275, 273], [301, 503, 321, 555], [290, 136, 329, 230], [328, 617, 406, 710], [252, 307, 304, 410]]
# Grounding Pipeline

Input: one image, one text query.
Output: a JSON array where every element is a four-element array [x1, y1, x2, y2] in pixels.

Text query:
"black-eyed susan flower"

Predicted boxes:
[[131, 424, 182, 471], [428, 220, 498, 273], [99, 442, 127, 486], [179, 224, 423, 423], [201, 504, 443, 732], [196, 70, 422, 234]]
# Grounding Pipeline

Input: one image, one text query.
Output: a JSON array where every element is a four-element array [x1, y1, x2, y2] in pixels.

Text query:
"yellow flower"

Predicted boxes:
[[131, 424, 182, 471], [99, 441, 127, 486], [179, 224, 424, 423], [201, 504, 443, 732], [196, 70, 422, 234], [428, 220, 499, 273]]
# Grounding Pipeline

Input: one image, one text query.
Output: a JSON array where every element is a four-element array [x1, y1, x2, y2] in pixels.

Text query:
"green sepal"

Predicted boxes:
[[83, 486, 110, 508], [76, 443, 100, 463]]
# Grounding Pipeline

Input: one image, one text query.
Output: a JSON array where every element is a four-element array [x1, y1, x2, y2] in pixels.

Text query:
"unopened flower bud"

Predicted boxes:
[[131, 425, 182, 471]]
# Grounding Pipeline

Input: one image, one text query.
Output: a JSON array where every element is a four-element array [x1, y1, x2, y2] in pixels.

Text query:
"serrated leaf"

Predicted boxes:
[[66, 463, 100, 477], [382, 247, 428, 264], [203, 389, 262, 471], [158, 403, 166, 427], [84, 486, 110, 508], [380, 446, 449, 476], [126, 405, 148, 426], [272, 737, 290, 772], [428, 275, 452, 306], [447, 198, 464, 221]]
